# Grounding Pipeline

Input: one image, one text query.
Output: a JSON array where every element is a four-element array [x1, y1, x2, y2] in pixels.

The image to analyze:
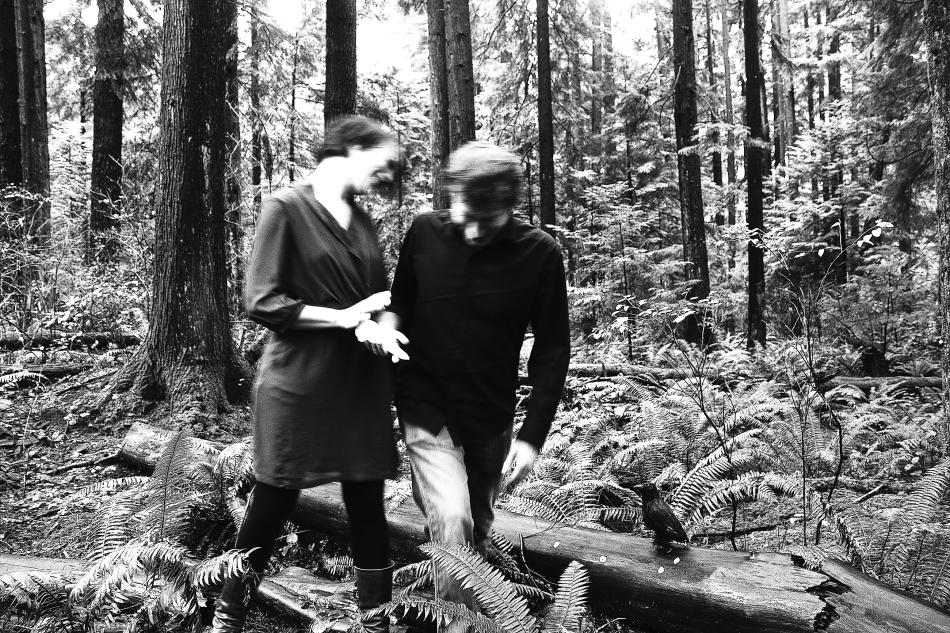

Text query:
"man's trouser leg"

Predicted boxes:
[[401, 416, 511, 633]]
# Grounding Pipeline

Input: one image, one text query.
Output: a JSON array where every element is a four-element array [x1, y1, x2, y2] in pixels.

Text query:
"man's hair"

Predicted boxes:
[[444, 142, 522, 212], [314, 116, 394, 162]]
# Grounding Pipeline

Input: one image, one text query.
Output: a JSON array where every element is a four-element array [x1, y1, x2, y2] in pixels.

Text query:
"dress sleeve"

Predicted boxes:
[[244, 196, 306, 332], [518, 245, 571, 451]]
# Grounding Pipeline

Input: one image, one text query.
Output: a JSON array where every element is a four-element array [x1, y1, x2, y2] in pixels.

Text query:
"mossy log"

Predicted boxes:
[[118, 422, 950, 633]]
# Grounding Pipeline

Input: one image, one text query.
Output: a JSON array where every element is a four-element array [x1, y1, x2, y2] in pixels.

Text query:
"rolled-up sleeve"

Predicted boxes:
[[519, 246, 571, 450], [244, 197, 305, 332]]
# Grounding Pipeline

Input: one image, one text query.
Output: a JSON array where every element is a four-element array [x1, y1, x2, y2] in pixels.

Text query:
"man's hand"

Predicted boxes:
[[355, 320, 410, 363], [502, 440, 539, 487]]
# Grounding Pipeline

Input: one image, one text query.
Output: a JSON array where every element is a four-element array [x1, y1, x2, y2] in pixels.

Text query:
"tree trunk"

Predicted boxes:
[[770, 0, 792, 166], [444, 0, 475, 149], [289, 38, 297, 182], [721, 0, 737, 226], [14, 0, 50, 244], [744, 0, 768, 348], [88, 0, 124, 265], [324, 0, 357, 126], [426, 0, 451, 210], [224, 0, 242, 314], [672, 0, 712, 346], [536, 0, 555, 231], [926, 0, 950, 448], [591, 0, 603, 136], [112, 0, 250, 421], [655, 0, 669, 65], [250, 5, 262, 219], [0, 0, 21, 188], [705, 0, 723, 195]]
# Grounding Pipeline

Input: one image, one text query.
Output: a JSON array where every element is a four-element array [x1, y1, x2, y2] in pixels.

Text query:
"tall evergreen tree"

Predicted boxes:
[[427, 0, 451, 210], [744, 0, 768, 347], [925, 0, 950, 442], [113, 0, 250, 420], [672, 0, 711, 345], [537, 0, 555, 230], [325, 0, 357, 126], [89, 0, 124, 263], [0, 0, 21, 190], [14, 0, 50, 244], [444, 0, 475, 148], [224, 0, 242, 312], [721, 0, 737, 225]]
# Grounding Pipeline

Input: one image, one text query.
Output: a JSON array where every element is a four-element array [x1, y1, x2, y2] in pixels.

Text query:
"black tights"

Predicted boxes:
[[233, 479, 390, 579]]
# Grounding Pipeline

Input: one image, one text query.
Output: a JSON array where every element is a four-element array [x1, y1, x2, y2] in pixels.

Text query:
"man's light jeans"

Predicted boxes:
[[401, 416, 512, 633]]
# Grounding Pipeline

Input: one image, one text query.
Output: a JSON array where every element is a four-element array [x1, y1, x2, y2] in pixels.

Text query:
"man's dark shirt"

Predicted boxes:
[[388, 211, 571, 450]]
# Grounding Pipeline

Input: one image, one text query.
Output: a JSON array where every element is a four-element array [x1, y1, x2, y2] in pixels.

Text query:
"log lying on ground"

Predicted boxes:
[[118, 423, 950, 633], [0, 554, 355, 631], [0, 363, 94, 382], [0, 330, 141, 350], [524, 363, 944, 392]]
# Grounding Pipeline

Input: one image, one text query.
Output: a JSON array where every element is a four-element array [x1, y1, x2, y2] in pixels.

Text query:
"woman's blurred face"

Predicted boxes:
[[347, 140, 399, 194]]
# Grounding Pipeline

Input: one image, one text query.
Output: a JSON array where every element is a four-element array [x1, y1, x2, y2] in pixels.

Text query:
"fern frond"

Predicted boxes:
[[422, 543, 535, 633], [382, 596, 506, 633], [0, 572, 70, 613], [140, 429, 197, 542], [542, 561, 588, 633], [321, 555, 354, 579], [0, 370, 44, 384], [190, 550, 249, 589], [902, 459, 950, 527], [87, 490, 138, 562], [82, 476, 149, 494]]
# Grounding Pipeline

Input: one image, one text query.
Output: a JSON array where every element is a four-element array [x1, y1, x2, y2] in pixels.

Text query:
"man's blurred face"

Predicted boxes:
[[449, 190, 511, 246]]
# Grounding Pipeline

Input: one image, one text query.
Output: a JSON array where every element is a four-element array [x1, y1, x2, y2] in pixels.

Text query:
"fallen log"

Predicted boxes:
[[0, 363, 93, 383], [118, 423, 950, 633], [0, 330, 141, 351], [0, 554, 356, 631], [522, 364, 943, 393]]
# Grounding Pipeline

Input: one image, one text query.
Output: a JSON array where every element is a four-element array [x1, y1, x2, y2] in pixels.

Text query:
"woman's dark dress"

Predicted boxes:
[[244, 183, 397, 489]]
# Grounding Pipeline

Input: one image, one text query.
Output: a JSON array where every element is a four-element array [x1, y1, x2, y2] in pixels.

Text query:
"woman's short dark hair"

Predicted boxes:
[[444, 142, 522, 212], [314, 116, 394, 162]]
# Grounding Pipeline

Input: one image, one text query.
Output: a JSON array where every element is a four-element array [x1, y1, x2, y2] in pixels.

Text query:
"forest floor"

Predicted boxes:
[[0, 353, 944, 632]]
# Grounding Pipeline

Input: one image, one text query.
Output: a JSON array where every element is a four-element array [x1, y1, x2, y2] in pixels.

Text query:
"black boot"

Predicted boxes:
[[355, 562, 394, 633], [211, 573, 258, 633]]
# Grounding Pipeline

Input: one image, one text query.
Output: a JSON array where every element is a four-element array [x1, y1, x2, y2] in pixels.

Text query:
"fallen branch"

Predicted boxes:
[[49, 450, 121, 475], [0, 364, 93, 383], [0, 330, 141, 351], [119, 423, 950, 633]]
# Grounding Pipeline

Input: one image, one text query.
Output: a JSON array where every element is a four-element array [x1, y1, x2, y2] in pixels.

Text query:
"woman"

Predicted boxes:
[[213, 116, 407, 633]]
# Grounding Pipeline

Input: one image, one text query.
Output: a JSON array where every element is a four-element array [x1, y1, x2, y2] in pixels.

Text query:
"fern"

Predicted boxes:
[[541, 561, 588, 633], [138, 428, 201, 542], [382, 596, 506, 633], [421, 543, 536, 633]]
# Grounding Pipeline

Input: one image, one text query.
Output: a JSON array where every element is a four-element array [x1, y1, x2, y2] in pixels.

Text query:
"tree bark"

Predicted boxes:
[[591, 0, 603, 136], [705, 0, 723, 192], [89, 0, 124, 264], [744, 0, 768, 348], [721, 0, 737, 225], [444, 0, 476, 149], [672, 0, 712, 346], [250, 5, 262, 219], [112, 0, 250, 421], [426, 0, 451, 210], [0, 0, 22, 188], [536, 0, 555, 230], [926, 0, 950, 448], [324, 0, 357, 127], [14, 0, 50, 244], [223, 0, 242, 314]]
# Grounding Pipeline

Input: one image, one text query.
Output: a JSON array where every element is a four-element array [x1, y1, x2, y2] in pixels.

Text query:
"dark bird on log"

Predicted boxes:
[[633, 483, 689, 545]]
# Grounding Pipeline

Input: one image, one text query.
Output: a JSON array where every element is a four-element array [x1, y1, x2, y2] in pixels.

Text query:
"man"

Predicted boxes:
[[375, 141, 571, 631]]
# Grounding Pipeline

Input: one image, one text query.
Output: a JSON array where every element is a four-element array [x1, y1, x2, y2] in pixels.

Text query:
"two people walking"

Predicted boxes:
[[212, 116, 570, 633]]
